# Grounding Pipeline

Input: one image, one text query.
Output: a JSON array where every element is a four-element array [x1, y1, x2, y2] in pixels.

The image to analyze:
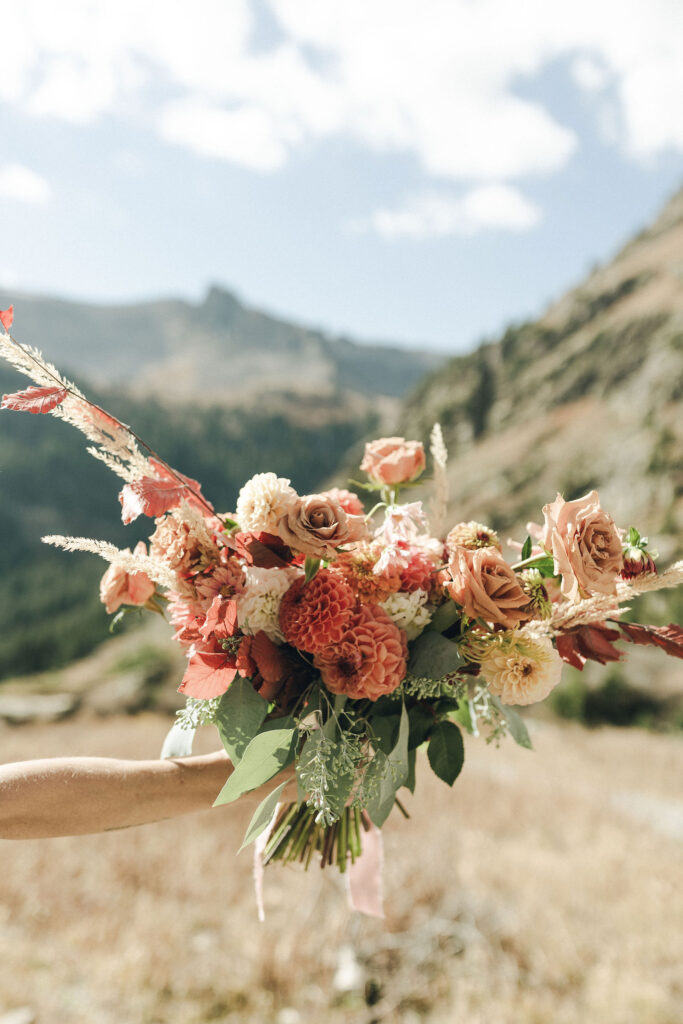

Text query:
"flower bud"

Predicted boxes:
[[621, 546, 657, 580]]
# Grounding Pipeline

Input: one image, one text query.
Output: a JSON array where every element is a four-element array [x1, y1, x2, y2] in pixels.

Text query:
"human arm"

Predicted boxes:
[[0, 749, 294, 840]]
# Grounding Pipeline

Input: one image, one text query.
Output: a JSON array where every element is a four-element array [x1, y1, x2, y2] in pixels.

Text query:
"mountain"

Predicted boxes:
[[404, 187, 683, 557], [0, 284, 442, 406]]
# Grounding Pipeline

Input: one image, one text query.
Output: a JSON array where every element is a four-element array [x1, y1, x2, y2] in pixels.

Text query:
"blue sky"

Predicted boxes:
[[0, 0, 682, 353]]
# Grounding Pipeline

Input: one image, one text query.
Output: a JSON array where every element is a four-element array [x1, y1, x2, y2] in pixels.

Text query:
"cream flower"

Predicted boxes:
[[236, 566, 300, 642], [236, 472, 297, 534], [480, 632, 562, 706], [380, 589, 433, 640]]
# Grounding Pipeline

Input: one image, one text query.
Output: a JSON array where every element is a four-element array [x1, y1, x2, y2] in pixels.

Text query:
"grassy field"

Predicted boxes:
[[1, 714, 681, 1024]]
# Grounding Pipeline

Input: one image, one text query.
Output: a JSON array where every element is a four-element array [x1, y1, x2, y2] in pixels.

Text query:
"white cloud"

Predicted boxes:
[[351, 185, 542, 240], [0, 0, 681, 180], [0, 163, 52, 205]]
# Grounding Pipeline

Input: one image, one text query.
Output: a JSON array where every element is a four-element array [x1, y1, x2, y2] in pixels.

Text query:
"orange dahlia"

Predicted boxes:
[[279, 569, 357, 653], [314, 604, 408, 701]]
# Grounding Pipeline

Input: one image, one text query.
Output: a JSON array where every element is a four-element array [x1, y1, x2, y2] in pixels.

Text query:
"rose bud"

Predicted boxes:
[[360, 437, 426, 487]]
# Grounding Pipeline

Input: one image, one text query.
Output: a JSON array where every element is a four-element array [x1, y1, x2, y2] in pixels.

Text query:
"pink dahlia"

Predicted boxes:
[[314, 604, 408, 701], [279, 569, 357, 653]]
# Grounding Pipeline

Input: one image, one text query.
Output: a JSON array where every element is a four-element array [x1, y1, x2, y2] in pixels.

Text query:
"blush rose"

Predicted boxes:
[[99, 542, 155, 614], [446, 546, 529, 628], [277, 494, 369, 560], [360, 437, 426, 486], [541, 490, 623, 600]]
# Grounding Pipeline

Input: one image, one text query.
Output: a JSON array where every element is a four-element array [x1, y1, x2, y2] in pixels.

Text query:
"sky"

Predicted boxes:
[[0, 0, 682, 354]]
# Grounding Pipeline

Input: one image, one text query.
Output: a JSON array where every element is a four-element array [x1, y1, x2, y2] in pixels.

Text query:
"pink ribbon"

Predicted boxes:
[[346, 821, 384, 918]]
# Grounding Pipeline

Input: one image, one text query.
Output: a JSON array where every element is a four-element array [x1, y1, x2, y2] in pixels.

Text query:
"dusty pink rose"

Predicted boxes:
[[277, 494, 369, 560], [314, 604, 407, 700], [541, 490, 623, 600], [99, 542, 155, 614], [446, 546, 529, 628], [321, 487, 364, 516], [360, 437, 426, 486]]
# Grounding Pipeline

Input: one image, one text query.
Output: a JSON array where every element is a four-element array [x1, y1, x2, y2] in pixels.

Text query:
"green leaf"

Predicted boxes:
[[452, 700, 474, 734], [489, 695, 532, 749], [405, 747, 417, 794], [238, 780, 290, 852], [521, 535, 532, 561], [215, 678, 269, 764], [408, 631, 463, 680], [371, 713, 400, 754], [304, 556, 321, 583], [427, 720, 465, 786], [407, 704, 434, 750], [521, 554, 556, 578], [366, 703, 409, 827], [428, 600, 460, 635], [213, 725, 296, 806]]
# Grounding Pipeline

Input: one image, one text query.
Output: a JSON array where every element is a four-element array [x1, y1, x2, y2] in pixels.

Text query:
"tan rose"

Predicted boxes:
[[277, 494, 370, 560], [360, 437, 426, 486], [99, 541, 155, 614], [446, 546, 529, 628], [541, 490, 623, 600]]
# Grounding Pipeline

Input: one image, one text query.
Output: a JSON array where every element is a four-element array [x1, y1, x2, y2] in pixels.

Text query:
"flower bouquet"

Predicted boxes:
[[2, 304, 682, 913]]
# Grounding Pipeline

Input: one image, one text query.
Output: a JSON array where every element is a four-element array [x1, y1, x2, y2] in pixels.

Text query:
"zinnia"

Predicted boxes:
[[314, 604, 408, 700]]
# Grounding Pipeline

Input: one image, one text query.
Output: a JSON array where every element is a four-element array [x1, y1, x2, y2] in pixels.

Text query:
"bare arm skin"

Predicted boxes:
[[0, 749, 294, 840]]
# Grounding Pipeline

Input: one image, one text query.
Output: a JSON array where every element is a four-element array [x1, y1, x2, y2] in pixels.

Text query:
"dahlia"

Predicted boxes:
[[279, 569, 357, 653], [380, 589, 432, 641], [236, 472, 297, 534], [237, 566, 299, 642], [314, 605, 408, 700], [479, 632, 563, 706]]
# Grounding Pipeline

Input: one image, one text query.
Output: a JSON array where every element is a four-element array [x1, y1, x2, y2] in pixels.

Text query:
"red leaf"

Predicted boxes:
[[250, 630, 288, 683], [0, 306, 13, 331], [556, 623, 623, 670], [119, 477, 187, 524], [178, 649, 238, 698], [234, 531, 292, 568], [618, 622, 683, 660], [1, 385, 68, 414], [199, 597, 239, 641], [148, 457, 213, 514]]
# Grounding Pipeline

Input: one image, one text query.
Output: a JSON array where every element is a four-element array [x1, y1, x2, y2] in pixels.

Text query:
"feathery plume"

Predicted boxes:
[[428, 422, 448, 538], [42, 534, 176, 588]]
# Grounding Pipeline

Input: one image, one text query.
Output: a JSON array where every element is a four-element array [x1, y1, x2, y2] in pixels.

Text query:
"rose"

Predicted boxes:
[[320, 487, 364, 516], [360, 437, 426, 486], [277, 494, 369, 560], [446, 546, 529, 628], [541, 491, 623, 600], [99, 542, 155, 614]]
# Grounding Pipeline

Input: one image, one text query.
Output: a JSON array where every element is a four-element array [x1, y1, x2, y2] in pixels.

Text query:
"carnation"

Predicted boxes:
[[279, 569, 357, 653], [314, 605, 408, 700], [236, 472, 297, 534], [380, 589, 432, 640], [480, 632, 563, 706], [237, 566, 300, 642]]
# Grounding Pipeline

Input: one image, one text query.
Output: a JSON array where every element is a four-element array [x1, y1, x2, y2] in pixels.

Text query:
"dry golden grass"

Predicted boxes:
[[1, 714, 681, 1023]]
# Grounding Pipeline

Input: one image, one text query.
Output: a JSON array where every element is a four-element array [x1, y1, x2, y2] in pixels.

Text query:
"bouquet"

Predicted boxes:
[[2, 304, 682, 913]]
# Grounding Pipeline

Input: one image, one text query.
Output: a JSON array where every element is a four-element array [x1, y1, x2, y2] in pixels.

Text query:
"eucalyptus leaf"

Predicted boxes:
[[427, 720, 465, 786], [408, 630, 463, 680], [489, 695, 532, 749], [213, 725, 296, 806], [366, 703, 409, 827], [238, 780, 289, 852], [215, 678, 268, 764], [428, 600, 460, 635], [405, 747, 417, 794]]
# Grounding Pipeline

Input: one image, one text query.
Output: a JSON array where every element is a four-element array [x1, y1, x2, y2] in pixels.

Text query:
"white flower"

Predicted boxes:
[[236, 566, 300, 642], [236, 472, 297, 534], [380, 589, 433, 641], [480, 632, 562, 706]]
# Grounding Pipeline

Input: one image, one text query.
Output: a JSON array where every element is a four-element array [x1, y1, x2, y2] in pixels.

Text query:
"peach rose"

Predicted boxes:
[[446, 546, 529, 628], [321, 487, 364, 516], [277, 494, 370, 560], [360, 437, 426, 486], [99, 542, 155, 614], [541, 491, 623, 600]]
